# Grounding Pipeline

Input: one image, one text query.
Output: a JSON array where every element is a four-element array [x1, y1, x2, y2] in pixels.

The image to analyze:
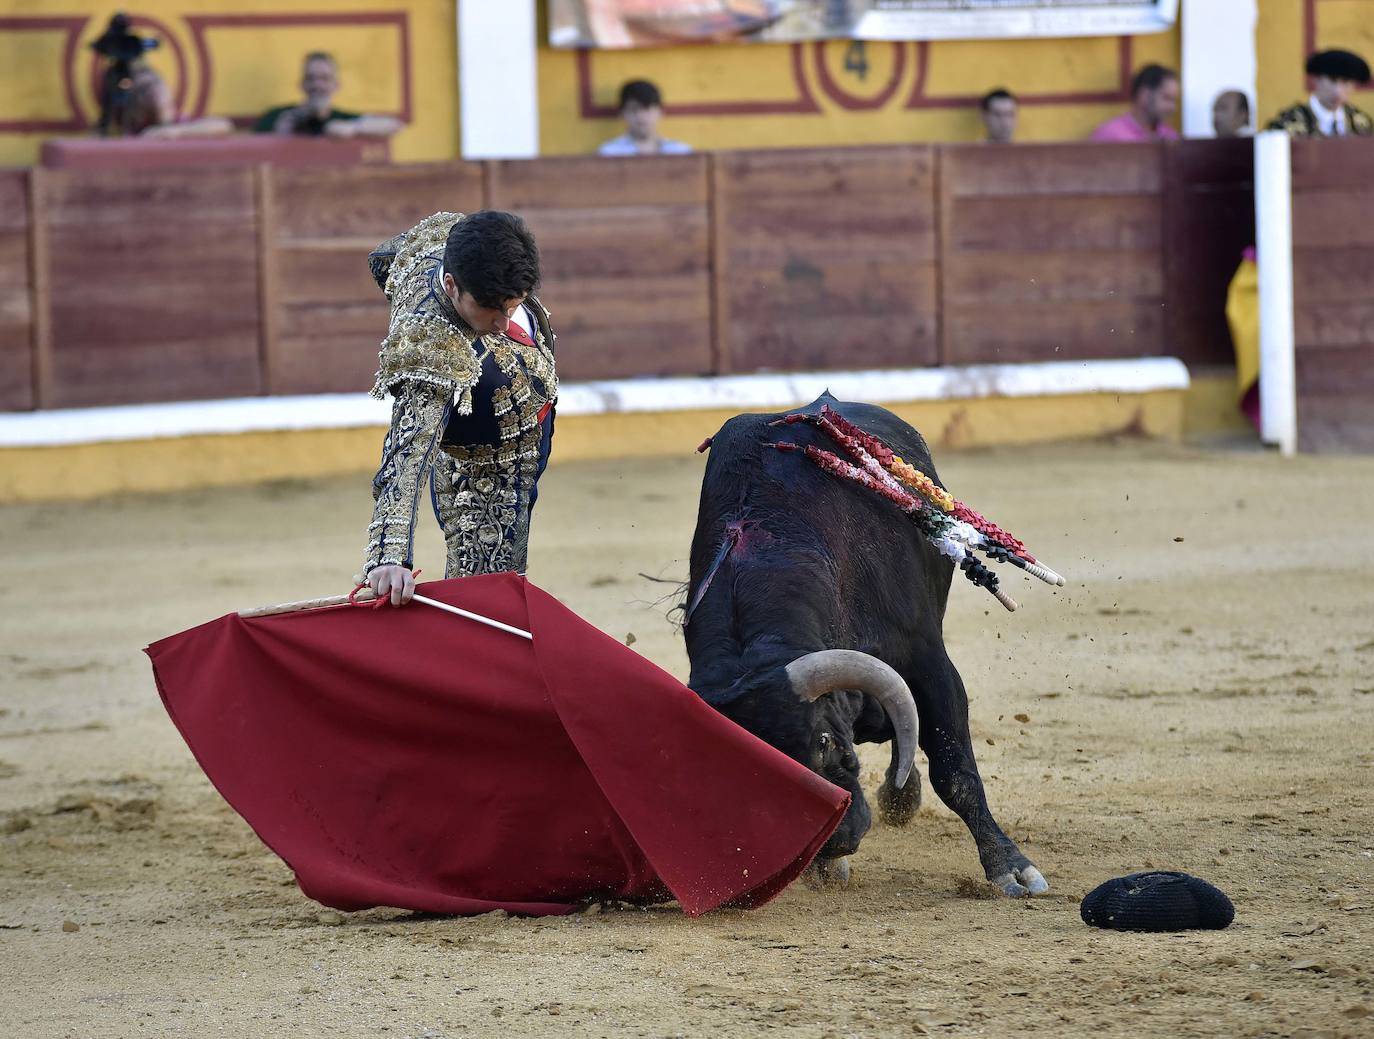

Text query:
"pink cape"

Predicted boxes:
[[146, 574, 848, 916]]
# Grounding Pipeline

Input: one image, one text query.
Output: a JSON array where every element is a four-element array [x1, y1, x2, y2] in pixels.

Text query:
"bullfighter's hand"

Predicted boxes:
[[368, 564, 416, 607]]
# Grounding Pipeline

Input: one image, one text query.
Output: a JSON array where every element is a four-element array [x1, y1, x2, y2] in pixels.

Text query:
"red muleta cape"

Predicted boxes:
[[146, 574, 849, 917]]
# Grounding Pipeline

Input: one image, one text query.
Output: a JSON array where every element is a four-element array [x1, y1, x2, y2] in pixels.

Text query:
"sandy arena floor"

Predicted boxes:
[[1, 436, 1372, 1039]]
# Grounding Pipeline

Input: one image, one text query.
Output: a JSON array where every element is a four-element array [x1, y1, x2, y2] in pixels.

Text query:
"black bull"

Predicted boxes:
[[685, 395, 1047, 897]]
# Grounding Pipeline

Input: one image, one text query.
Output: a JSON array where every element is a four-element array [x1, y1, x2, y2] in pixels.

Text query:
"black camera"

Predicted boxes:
[[91, 13, 161, 136]]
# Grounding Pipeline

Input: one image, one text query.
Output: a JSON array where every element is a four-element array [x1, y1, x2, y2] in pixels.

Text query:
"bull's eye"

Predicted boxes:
[[818, 731, 834, 752]]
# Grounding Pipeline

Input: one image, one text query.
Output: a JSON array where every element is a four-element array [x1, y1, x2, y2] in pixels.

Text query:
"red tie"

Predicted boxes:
[[504, 319, 534, 347]]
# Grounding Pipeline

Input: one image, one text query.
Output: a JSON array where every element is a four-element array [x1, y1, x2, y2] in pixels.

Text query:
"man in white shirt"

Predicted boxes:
[[979, 88, 1018, 144], [598, 80, 693, 157], [1267, 49, 1373, 138]]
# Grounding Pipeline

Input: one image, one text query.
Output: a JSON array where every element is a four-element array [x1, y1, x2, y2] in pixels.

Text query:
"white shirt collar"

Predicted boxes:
[[1309, 93, 1347, 136]]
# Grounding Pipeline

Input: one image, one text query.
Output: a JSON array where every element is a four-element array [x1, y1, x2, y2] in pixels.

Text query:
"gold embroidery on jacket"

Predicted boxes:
[[362, 212, 558, 579], [362, 380, 449, 575], [369, 211, 481, 406], [1267, 102, 1374, 137]]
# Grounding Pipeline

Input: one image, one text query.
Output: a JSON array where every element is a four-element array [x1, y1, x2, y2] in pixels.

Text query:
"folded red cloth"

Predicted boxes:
[[146, 574, 848, 916]]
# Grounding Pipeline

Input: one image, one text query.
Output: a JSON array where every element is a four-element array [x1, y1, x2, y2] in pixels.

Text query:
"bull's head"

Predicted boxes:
[[712, 650, 918, 883], [788, 651, 917, 876]]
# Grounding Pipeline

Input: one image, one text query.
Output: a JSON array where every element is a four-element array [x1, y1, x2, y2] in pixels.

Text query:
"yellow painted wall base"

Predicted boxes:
[[0, 389, 1183, 504], [1182, 368, 1254, 439]]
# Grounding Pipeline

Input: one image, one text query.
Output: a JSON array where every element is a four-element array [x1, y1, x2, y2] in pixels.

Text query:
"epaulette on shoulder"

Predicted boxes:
[[384, 212, 466, 301]]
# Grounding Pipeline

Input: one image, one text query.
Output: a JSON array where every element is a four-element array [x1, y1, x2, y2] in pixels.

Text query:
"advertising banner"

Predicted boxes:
[[548, 0, 1178, 49]]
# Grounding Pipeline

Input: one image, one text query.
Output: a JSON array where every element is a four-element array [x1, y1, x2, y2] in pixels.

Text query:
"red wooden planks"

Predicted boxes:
[[263, 162, 485, 395], [714, 145, 938, 373], [940, 142, 1167, 366], [0, 170, 33, 410], [1162, 138, 1255, 367], [1291, 139, 1374, 453], [42, 168, 262, 407], [489, 155, 713, 381], [1286, 136, 1374, 450]]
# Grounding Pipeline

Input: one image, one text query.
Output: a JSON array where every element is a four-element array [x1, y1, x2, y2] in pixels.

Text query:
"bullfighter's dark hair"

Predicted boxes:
[[618, 79, 663, 110], [980, 88, 1015, 110], [443, 211, 541, 311], [303, 51, 337, 70], [1131, 63, 1178, 95]]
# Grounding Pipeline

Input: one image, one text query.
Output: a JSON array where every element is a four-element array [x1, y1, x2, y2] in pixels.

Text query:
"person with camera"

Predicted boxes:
[[90, 13, 227, 139]]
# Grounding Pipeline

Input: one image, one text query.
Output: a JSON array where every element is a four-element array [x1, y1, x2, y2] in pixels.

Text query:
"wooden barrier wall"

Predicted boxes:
[[941, 143, 1167, 366], [1165, 139, 1255, 368], [488, 155, 714, 382], [263, 163, 483, 395], [0, 170, 33, 411], [1291, 139, 1374, 454], [40, 168, 263, 408], [1, 139, 1257, 413], [715, 146, 939, 373]]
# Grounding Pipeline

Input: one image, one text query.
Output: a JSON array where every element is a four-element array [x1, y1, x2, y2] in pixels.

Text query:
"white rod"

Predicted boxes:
[[459, 0, 539, 159], [1254, 130, 1298, 456], [413, 594, 533, 640], [241, 589, 533, 640]]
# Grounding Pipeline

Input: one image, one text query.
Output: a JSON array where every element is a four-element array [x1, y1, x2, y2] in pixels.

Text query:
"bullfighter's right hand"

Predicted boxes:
[[367, 564, 416, 607]]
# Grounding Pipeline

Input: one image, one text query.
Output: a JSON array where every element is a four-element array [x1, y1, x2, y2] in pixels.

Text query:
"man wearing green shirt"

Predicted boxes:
[[255, 51, 402, 139]]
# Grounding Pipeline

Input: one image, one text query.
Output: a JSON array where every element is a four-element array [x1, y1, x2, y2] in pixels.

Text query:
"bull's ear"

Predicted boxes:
[[851, 693, 894, 744]]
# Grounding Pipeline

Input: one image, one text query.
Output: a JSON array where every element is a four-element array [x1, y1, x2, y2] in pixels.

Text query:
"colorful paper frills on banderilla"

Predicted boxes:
[[768, 405, 1065, 612]]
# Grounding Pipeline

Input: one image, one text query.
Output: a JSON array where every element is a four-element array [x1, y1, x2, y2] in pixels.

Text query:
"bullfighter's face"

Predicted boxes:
[[443, 272, 527, 337], [1313, 75, 1356, 112]]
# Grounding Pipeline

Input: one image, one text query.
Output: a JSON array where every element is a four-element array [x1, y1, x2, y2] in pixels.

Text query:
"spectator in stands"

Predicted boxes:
[[1090, 65, 1180, 142], [255, 52, 403, 139], [1267, 49, 1373, 137], [1212, 90, 1251, 138], [598, 80, 692, 156], [979, 89, 1018, 144], [129, 66, 231, 139]]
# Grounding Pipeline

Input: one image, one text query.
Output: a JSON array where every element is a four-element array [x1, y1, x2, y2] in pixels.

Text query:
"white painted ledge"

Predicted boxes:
[[0, 358, 1190, 449]]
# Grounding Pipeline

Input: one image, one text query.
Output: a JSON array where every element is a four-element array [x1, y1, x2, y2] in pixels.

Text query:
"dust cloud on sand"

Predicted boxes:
[[1, 440, 1372, 1038]]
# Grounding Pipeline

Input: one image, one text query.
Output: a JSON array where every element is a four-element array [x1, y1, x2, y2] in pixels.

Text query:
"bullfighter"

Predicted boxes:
[[1267, 49, 1373, 137], [359, 210, 557, 606]]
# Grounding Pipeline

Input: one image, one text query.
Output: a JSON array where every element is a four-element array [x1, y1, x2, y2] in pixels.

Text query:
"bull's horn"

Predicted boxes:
[[784, 650, 918, 790]]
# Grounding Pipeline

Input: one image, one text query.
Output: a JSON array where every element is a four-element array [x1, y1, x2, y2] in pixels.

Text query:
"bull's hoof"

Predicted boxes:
[[989, 865, 1050, 898], [803, 855, 851, 889], [877, 771, 921, 827]]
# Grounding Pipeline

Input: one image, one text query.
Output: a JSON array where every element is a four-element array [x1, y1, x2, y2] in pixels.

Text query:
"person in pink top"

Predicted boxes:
[[1091, 64, 1181, 141]]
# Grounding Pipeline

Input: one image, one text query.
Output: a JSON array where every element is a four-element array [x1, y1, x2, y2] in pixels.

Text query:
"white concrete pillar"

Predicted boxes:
[[458, 0, 539, 159], [1254, 131, 1297, 456], [1181, 0, 1257, 138]]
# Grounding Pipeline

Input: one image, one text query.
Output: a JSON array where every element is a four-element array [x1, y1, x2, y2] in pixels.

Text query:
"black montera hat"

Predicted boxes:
[[1306, 49, 1372, 83], [1081, 871, 1234, 932]]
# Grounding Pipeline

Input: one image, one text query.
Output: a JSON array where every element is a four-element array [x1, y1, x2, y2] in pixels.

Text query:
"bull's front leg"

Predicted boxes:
[[909, 650, 1049, 898]]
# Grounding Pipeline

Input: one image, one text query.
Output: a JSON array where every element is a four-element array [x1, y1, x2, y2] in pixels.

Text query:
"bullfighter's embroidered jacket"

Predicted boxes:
[[1266, 101, 1374, 137], [361, 212, 557, 580]]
